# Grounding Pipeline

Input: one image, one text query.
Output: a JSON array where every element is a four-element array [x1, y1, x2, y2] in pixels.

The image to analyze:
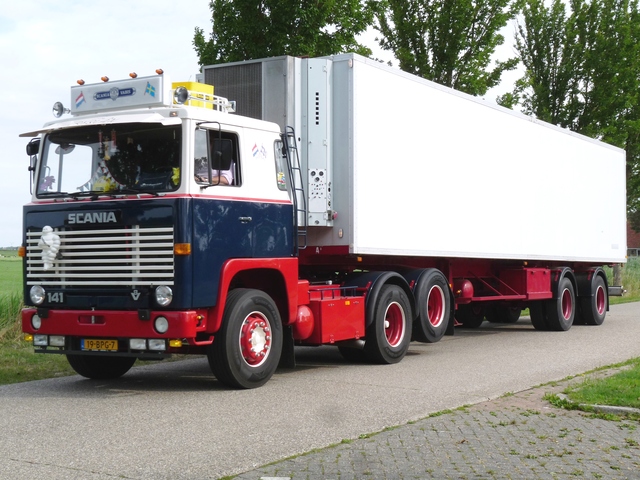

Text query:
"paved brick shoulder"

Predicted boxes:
[[233, 372, 640, 480]]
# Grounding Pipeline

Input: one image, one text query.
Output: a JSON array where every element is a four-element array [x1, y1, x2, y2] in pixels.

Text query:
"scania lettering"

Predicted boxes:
[[20, 55, 626, 389], [67, 212, 118, 224]]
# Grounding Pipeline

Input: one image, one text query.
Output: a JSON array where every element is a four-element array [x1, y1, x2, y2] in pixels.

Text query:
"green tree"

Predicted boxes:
[[374, 0, 521, 96], [193, 0, 375, 66], [500, 0, 640, 231]]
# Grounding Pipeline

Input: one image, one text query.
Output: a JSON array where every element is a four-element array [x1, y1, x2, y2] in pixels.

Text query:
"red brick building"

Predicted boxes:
[[628, 223, 640, 256]]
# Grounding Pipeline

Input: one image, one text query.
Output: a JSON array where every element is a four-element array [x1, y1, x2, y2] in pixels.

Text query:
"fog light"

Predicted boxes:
[[130, 339, 147, 350], [169, 339, 183, 348], [31, 314, 42, 330], [30, 286, 45, 305], [154, 316, 169, 334], [148, 339, 166, 351], [49, 336, 65, 347], [33, 334, 48, 346], [155, 286, 173, 307], [24, 334, 33, 342]]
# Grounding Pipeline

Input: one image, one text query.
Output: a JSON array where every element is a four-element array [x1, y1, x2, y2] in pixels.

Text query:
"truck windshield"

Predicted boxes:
[[36, 124, 182, 197]]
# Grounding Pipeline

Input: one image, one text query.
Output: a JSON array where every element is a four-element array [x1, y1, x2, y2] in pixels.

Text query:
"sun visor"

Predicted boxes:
[[20, 113, 181, 138]]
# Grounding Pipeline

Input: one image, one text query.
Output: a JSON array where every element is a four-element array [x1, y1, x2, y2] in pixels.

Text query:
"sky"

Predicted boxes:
[[0, 1, 517, 248], [0, 0, 213, 247]]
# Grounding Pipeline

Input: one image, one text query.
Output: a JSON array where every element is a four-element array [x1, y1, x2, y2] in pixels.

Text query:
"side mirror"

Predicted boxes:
[[26, 138, 40, 157], [26, 138, 40, 195], [211, 138, 233, 171]]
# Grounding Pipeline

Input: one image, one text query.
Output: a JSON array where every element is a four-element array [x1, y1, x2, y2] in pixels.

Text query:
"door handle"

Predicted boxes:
[[238, 216, 253, 223]]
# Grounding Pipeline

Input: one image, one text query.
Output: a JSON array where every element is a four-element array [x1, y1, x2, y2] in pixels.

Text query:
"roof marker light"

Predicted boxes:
[[156, 69, 164, 75], [129, 72, 138, 78], [77, 79, 85, 85], [101, 76, 109, 82]]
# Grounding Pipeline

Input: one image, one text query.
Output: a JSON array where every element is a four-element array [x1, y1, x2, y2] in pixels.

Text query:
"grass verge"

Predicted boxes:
[[561, 358, 640, 409], [546, 358, 640, 420]]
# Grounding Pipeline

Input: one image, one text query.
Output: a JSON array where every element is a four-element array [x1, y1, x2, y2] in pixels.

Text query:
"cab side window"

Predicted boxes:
[[274, 140, 289, 191], [194, 129, 241, 186]]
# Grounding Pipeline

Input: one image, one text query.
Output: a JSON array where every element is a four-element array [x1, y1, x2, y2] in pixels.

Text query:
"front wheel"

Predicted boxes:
[[208, 289, 283, 389], [66, 355, 136, 380], [363, 284, 412, 364]]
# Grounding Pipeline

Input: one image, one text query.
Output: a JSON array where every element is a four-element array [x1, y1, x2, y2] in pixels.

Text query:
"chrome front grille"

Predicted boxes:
[[26, 226, 174, 287]]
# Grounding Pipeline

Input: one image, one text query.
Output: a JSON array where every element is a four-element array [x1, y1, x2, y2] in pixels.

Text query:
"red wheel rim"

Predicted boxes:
[[239, 311, 272, 367], [384, 302, 405, 347], [427, 285, 445, 327], [561, 288, 573, 320], [595, 285, 606, 315]]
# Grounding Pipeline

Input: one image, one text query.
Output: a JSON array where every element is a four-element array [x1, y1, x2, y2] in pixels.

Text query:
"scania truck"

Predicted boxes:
[[20, 54, 626, 388]]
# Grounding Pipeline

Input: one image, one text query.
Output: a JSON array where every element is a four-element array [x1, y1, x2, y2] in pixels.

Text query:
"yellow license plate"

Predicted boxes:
[[82, 339, 118, 351]]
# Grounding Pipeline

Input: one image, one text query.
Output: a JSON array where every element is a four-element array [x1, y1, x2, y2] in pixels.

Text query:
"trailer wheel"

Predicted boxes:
[[338, 346, 367, 363], [529, 302, 549, 331], [579, 275, 608, 326], [486, 306, 521, 324], [66, 355, 136, 380], [456, 304, 485, 328], [545, 277, 576, 331], [363, 284, 412, 364], [411, 269, 450, 343], [207, 289, 283, 389]]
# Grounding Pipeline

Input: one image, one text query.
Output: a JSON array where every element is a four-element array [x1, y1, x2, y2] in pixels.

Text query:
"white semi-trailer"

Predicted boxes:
[[21, 54, 626, 388]]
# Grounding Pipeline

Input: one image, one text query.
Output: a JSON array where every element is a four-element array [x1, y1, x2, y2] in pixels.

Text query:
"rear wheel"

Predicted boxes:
[[364, 284, 412, 364], [456, 304, 485, 328], [208, 289, 283, 389], [529, 302, 548, 331], [66, 355, 136, 380], [338, 346, 367, 363], [411, 269, 450, 343], [545, 277, 576, 331], [579, 275, 608, 326], [485, 306, 521, 324]]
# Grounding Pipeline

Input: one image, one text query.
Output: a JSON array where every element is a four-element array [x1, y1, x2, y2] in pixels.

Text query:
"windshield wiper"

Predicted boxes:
[[115, 187, 160, 197]]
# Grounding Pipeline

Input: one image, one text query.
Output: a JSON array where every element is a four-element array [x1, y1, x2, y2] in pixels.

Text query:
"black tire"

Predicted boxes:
[[66, 354, 136, 380], [363, 284, 412, 364], [338, 346, 367, 363], [456, 304, 485, 328], [485, 306, 521, 324], [545, 277, 576, 331], [529, 302, 548, 331], [410, 269, 450, 343], [207, 289, 283, 389], [579, 275, 608, 326]]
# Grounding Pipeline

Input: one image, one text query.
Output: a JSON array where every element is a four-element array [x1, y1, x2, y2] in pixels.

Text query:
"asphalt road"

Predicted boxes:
[[1, 302, 639, 480]]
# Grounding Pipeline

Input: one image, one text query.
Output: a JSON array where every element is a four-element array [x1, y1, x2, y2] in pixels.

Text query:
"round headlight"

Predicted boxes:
[[173, 86, 189, 105], [154, 316, 169, 334], [155, 285, 173, 307], [31, 314, 42, 330], [30, 286, 46, 305]]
